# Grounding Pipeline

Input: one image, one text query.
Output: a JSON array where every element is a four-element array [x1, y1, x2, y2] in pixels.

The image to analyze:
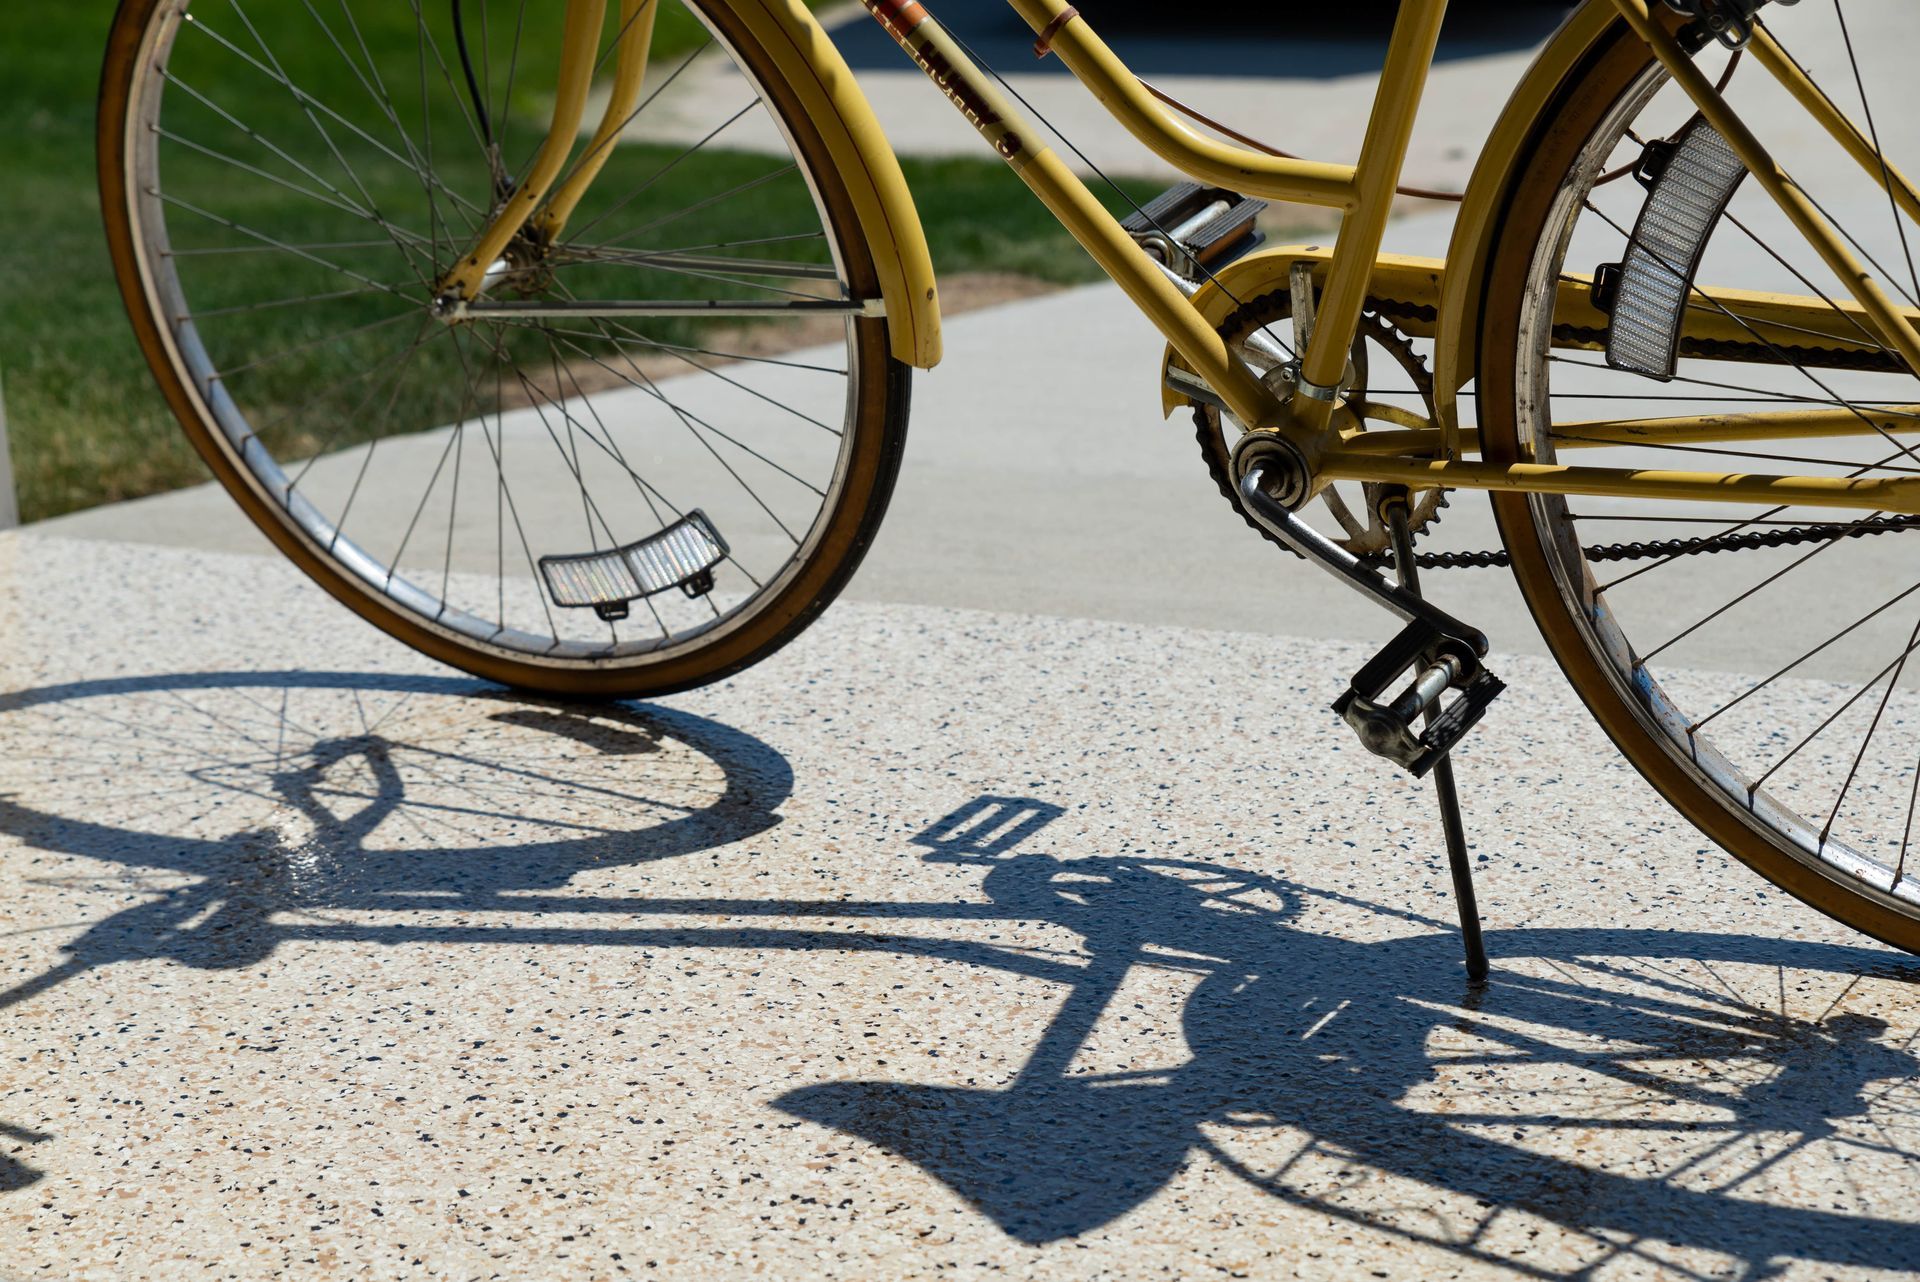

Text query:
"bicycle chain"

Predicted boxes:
[[1377, 512, 1920, 571], [1197, 291, 1920, 571]]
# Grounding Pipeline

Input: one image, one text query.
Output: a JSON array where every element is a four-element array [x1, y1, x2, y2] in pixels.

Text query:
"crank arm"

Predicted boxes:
[[1236, 465, 1488, 657], [1238, 464, 1504, 775]]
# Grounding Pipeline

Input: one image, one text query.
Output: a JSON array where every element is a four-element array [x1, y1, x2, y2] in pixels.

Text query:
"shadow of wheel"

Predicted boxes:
[[0, 670, 792, 989]]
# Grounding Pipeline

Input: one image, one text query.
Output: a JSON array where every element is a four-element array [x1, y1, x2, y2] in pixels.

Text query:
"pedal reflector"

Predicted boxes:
[[540, 511, 729, 620]]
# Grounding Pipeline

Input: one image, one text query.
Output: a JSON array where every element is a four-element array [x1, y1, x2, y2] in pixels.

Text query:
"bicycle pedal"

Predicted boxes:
[[539, 510, 729, 621], [1332, 618, 1507, 777], [1123, 181, 1266, 278]]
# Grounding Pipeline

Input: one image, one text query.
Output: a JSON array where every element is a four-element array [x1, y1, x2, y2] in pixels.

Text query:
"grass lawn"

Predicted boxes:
[[0, 1, 1160, 524]]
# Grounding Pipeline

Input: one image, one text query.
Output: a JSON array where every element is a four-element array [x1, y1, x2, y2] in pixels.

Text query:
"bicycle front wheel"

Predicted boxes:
[[1481, 2, 1920, 948], [101, 0, 909, 696]]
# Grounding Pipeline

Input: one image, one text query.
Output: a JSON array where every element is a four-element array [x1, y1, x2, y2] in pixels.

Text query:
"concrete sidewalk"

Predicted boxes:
[[12, 12, 1920, 1272], [2, 531, 1917, 1280]]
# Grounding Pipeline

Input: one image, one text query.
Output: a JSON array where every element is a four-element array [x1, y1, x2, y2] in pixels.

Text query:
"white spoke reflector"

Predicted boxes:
[[540, 510, 731, 621]]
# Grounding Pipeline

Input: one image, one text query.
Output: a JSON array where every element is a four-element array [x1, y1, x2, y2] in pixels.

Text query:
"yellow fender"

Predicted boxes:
[[728, 0, 943, 367], [1162, 2, 1633, 440]]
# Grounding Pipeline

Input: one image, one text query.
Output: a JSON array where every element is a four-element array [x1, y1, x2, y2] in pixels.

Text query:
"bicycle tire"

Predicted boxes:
[[1480, 7, 1920, 950], [99, 0, 910, 698]]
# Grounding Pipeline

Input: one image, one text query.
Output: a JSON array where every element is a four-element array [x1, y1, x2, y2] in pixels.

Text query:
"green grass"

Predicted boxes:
[[0, 2, 1157, 523]]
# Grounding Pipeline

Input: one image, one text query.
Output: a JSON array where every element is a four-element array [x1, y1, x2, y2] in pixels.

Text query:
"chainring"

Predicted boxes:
[[1193, 292, 1445, 558]]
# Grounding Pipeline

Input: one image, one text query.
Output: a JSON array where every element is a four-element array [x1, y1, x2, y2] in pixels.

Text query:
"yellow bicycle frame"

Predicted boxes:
[[436, 0, 1920, 516]]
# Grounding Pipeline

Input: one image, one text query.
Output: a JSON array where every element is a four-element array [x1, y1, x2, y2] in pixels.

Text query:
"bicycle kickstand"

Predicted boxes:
[[1382, 492, 1490, 984], [1236, 466, 1497, 982]]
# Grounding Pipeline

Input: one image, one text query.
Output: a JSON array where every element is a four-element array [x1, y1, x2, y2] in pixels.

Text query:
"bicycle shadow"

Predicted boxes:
[[2, 672, 1917, 1276], [779, 800, 1920, 1267], [0, 670, 793, 1001]]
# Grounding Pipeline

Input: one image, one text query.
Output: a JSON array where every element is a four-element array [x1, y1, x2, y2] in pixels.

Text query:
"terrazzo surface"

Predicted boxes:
[[3, 531, 1919, 1281]]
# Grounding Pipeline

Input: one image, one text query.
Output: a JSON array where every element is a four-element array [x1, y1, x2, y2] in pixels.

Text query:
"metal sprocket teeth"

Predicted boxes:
[[1191, 292, 1445, 558]]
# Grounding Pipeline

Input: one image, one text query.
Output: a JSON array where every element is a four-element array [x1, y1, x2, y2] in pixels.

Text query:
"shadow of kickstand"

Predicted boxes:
[[779, 797, 1920, 1273]]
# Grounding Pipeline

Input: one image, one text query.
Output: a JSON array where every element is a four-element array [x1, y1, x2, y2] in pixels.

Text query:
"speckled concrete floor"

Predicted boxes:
[[3, 531, 1918, 1281]]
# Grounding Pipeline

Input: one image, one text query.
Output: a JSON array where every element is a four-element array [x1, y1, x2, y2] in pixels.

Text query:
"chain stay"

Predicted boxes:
[[1203, 292, 1920, 572]]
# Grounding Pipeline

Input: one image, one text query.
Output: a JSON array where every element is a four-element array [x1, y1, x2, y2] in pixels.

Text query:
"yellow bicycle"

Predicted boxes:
[[99, 0, 1920, 951]]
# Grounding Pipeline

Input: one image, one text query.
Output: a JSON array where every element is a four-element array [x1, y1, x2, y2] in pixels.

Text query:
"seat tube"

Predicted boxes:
[[1298, 0, 1448, 429]]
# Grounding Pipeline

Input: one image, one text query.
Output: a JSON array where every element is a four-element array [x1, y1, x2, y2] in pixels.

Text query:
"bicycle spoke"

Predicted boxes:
[[190, 280, 419, 320], [494, 322, 849, 375], [183, 11, 485, 223], [561, 231, 829, 261], [533, 339, 676, 638], [1545, 433, 1920, 475], [1569, 513, 1900, 525], [1750, 624, 1920, 790], [1896, 743, 1920, 884], [554, 324, 785, 581], [615, 335, 844, 437], [551, 248, 842, 290], [1788, 8, 1920, 304], [127, 0, 869, 672], [330, 329, 437, 545], [228, 0, 439, 292], [1638, 516, 1884, 664], [153, 190, 421, 308], [1547, 355, 1920, 419], [457, 322, 696, 544], [318, 0, 482, 236], [212, 307, 421, 380], [588, 160, 799, 253], [537, 35, 717, 237], [557, 326, 827, 498], [543, 338, 624, 557], [153, 75, 433, 257], [1690, 576, 1920, 734], [1581, 199, 1920, 470], [386, 403, 467, 581], [497, 0, 530, 165], [443, 328, 562, 640], [402, 0, 490, 160], [167, 238, 411, 257], [535, 0, 688, 196], [285, 320, 445, 491], [1819, 610, 1920, 843]]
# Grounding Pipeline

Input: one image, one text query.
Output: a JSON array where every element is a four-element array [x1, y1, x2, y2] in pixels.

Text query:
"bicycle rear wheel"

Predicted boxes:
[[1481, 2, 1920, 949], [100, 0, 909, 696]]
